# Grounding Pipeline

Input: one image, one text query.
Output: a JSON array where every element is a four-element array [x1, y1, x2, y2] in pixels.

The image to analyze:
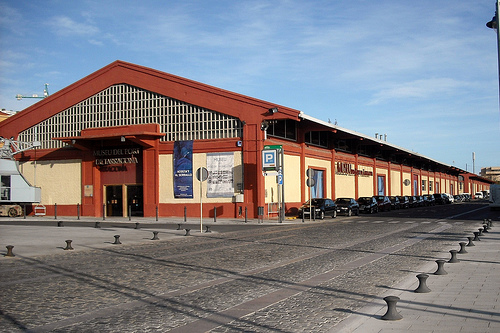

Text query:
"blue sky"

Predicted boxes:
[[1, 0, 499, 173]]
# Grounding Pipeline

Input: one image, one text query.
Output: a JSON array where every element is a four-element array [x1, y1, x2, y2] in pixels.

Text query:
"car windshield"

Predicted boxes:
[[374, 196, 385, 201], [307, 199, 324, 205], [335, 198, 350, 204], [358, 197, 371, 203]]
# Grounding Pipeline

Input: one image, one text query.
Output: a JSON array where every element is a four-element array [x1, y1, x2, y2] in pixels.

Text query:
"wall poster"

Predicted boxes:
[[207, 152, 234, 198], [173, 140, 193, 198]]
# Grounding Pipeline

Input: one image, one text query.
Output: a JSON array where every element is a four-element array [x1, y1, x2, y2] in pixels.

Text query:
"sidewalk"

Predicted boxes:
[[0, 215, 301, 258], [335, 223, 500, 332]]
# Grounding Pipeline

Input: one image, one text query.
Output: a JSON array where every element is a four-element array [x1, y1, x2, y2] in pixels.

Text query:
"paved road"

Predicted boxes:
[[0, 202, 497, 332]]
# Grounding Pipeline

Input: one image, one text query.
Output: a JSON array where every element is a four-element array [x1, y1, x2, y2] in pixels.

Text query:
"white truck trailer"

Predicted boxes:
[[490, 184, 500, 210], [0, 137, 41, 217]]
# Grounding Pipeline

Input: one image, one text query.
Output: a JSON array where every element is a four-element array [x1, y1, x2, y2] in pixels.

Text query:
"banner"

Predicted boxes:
[[173, 141, 193, 198], [207, 152, 234, 198]]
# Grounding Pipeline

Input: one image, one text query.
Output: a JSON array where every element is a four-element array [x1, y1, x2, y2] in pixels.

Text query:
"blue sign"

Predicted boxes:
[[262, 149, 277, 171], [173, 140, 193, 198], [277, 174, 283, 185]]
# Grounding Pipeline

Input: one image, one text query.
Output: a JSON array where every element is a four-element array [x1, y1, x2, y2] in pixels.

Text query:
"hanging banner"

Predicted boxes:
[[173, 140, 193, 198], [207, 152, 234, 198]]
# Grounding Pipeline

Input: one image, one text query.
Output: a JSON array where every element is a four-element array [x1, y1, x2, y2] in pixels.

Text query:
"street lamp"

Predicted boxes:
[[486, 1, 500, 107]]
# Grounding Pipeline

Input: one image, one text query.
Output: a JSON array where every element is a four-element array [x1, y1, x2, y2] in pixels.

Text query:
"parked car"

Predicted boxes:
[[433, 193, 447, 204], [416, 196, 425, 207], [443, 193, 454, 203], [373, 195, 391, 211], [298, 198, 337, 219], [389, 196, 400, 210], [454, 195, 463, 202], [335, 198, 360, 216], [408, 196, 418, 208], [423, 194, 435, 206], [357, 196, 378, 213], [398, 196, 410, 209], [475, 192, 484, 200]]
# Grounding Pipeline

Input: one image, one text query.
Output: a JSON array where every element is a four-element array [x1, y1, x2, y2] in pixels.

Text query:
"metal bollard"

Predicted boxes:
[[57, 221, 64, 227], [5, 245, 15, 257], [77, 203, 80, 220], [54, 203, 57, 220], [381, 296, 403, 320], [245, 207, 248, 223], [103, 204, 106, 221], [184, 229, 191, 236], [113, 235, 121, 245], [414, 273, 431, 293], [95, 221, 101, 228], [434, 259, 447, 275], [448, 249, 460, 263], [473, 231, 481, 242], [177, 223, 182, 230], [458, 242, 467, 254], [156, 206, 158, 222], [205, 225, 212, 233], [214, 207, 217, 223], [151, 231, 159, 240], [135, 222, 140, 229], [64, 240, 74, 250], [184, 206, 187, 223], [466, 236, 475, 247]]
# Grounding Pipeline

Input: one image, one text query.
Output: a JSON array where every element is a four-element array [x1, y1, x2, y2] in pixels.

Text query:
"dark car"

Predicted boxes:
[[408, 196, 418, 208], [298, 198, 337, 219], [398, 196, 410, 209], [389, 196, 400, 210], [357, 196, 378, 213], [433, 193, 447, 205], [416, 196, 424, 207], [423, 194, 435, 206], [335, 198, 360, 216], [373, 195, 391, 212]]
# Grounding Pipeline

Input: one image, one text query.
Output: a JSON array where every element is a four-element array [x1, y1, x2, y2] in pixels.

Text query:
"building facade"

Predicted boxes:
[[0, 61, 492, 218]]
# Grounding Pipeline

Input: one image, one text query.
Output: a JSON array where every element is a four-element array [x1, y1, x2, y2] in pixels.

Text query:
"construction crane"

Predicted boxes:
[[16, 83, 49, 100]]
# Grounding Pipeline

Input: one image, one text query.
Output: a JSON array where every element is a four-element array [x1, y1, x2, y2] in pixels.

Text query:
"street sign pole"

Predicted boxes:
[[196, 167, 208, 233]]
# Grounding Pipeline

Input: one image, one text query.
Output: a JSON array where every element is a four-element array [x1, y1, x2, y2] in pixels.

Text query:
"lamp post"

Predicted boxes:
[[486, 1, 500, 106]]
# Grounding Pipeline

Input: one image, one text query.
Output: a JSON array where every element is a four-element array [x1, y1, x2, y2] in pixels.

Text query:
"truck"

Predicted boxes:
[[490, 184, 500, 210], [0, 137, 41, 217]]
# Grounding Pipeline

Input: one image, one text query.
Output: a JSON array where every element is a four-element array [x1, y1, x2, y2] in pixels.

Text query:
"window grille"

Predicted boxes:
[[18, 84, 243, 149]]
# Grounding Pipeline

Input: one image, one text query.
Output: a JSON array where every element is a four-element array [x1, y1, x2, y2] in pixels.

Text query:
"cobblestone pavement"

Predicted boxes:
[[0, 204, 496, 332]]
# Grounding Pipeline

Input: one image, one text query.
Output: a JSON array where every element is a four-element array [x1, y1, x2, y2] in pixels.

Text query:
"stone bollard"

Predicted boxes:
[[473, 231, 481, 242], [5, 245, 15, 257], [458, 242, 468, 254], [95, 221, 101, 228], [177, 223, 182, 230], [448, 249, 459, 263], [135, 222, 140, 229], [415, 273, 431, 293], [184, 229, 191, 236], [113, 235, 121, 245], [434, 259, 447, 275], [381, 296, 403, 320], [478, 228, 483, 236], [205, 225, 212, 233], [466, 236, 475, 247], [488, 219, 493, 227], [482, 224, 489, 233], [64, 240, 74, 250], [151, 231, 159, 240], [57, 221, 64, 227]]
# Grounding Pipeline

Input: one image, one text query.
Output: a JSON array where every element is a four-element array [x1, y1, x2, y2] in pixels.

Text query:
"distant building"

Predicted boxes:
[[480, 167, 500, 183], [0, 109, 13, 122]]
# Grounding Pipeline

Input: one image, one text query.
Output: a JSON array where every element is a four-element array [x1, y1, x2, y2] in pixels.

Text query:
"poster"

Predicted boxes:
[[207, 152, 234, 198], [173, 141, 193, 198]]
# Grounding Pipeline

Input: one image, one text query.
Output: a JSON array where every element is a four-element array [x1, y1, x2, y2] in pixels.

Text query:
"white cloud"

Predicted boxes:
[[368, 78, 469, 105], [47, 16, 99, 37]]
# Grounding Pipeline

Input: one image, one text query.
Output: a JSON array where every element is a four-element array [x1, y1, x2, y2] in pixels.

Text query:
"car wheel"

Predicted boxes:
[[319, 211, 325, 220], [8, 207, 18, 218], [332, 210, 337, 218], [347, 209, 352, 217]]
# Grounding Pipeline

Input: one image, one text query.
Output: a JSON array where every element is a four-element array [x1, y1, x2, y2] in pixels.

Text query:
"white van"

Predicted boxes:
[[475, 192, 484, 199]]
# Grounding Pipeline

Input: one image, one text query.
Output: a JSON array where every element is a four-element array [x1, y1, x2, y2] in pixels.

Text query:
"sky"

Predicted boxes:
[[0, 0, 499, 174]]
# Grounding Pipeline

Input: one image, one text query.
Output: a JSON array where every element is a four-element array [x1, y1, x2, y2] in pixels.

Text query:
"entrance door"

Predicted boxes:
[[127, 185, 143, 217], [106, 185, 123, 217]]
